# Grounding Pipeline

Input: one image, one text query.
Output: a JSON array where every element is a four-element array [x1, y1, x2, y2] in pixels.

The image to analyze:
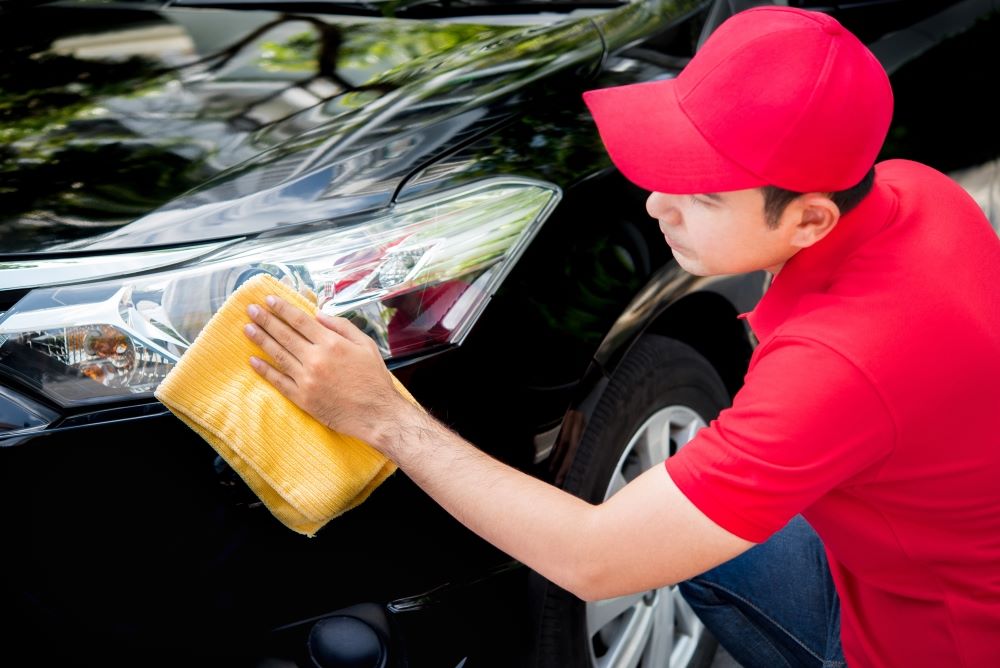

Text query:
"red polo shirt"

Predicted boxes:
[[665, 159, 1000, 666]]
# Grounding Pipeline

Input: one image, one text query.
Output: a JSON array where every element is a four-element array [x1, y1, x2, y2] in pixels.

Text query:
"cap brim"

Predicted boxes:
[[583, 79, 766, 194]]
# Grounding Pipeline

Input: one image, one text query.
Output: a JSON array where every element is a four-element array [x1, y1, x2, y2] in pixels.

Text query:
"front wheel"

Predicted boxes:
[[533, 335, 730, 668]]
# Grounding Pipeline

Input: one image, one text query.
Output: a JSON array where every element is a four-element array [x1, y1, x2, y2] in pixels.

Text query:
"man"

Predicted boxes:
[[240, 6, 1000, 666]]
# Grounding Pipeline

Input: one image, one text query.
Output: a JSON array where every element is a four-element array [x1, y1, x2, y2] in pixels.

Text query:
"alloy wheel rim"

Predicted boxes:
[[585, 405, 708, 668]]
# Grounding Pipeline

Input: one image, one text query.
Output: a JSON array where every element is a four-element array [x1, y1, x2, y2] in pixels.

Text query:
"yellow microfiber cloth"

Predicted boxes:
[[155, 273, 412, 537]]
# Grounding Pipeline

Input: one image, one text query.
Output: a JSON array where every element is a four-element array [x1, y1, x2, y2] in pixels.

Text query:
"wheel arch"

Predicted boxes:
[[594, 270, 764, 399], [540, 268, 763, 486], [641, 289, 755, 399]]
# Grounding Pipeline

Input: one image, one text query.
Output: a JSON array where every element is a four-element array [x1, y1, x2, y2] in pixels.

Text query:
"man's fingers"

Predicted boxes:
[[247, 301, 310, 360], [244, 322, 303, 375], [315, 310, 373, 347], [263, 295, 323, 343], [249, 355, 299, 399]]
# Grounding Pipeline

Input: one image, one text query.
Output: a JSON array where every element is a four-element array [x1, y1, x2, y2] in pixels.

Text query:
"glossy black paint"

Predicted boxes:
[[0, 2, 719, 663], [1, 0, 994, 665], [0, 3, 608, 253]]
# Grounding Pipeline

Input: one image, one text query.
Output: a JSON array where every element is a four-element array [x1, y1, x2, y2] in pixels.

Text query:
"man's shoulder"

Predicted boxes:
[[875, 158, 950, 184], [875, 158, 982, 213], [873, 158, 1000, 264]]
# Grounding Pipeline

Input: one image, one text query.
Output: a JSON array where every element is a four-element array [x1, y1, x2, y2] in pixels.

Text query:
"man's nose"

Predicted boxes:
[[646, 192, 680, 225]]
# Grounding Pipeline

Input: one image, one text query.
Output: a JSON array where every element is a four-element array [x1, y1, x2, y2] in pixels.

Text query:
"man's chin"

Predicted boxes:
[[671, 250, 708, 276]]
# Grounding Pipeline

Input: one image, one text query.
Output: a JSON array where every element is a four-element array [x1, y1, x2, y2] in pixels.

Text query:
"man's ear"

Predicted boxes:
[[786, 194, 840, 249]]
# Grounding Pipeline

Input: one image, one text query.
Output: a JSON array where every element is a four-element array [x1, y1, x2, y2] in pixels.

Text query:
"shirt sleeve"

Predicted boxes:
[[665, 335, 896, 543]]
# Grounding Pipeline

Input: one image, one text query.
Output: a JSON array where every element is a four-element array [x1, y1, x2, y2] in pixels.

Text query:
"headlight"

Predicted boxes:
[[0, 179, 560, 407]]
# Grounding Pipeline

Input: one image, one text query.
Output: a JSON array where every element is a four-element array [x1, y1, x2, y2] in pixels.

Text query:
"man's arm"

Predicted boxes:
[[243, 294, 755, 600], [377, 407, 754, 600]]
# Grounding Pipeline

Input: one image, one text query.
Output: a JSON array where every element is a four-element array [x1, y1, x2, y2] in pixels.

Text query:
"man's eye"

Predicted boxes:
[[689, 194, 719, 208]]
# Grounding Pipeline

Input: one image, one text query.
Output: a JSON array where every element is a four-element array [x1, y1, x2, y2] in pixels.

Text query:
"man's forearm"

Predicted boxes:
[[242, 296, 754, 600], [373, 404, 603, 599]]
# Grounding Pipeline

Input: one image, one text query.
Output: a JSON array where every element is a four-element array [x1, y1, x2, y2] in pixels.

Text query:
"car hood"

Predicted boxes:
[[0, 3, 604, 255]]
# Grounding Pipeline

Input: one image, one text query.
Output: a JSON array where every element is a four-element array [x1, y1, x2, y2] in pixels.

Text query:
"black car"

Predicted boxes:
[[1, 0, 997, 666]]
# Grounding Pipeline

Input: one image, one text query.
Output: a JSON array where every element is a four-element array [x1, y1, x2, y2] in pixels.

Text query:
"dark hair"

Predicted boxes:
[[760, 167, 876, 229]]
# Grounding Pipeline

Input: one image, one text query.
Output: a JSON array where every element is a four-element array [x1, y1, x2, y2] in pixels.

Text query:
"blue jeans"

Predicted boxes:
[[678, 516, 846, 667]]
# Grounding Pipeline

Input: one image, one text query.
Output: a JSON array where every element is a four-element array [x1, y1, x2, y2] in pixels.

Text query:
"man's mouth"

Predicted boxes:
[[662, 234, 685, 253], [657, 222, 687, 253]]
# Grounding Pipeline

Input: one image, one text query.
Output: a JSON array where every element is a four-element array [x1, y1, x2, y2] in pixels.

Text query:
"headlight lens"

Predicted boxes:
[[0, 179, 560, 407]]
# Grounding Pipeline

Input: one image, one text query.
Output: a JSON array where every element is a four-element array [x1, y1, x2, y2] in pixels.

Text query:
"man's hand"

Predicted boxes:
[[242, 294, 410, 449]]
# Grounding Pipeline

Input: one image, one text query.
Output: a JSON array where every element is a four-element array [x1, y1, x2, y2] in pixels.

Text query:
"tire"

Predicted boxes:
[[533, 335, 729, 668]]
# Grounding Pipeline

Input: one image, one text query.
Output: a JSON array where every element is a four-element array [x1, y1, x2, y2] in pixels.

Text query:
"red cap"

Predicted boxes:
[[583, 6, 893, 194]]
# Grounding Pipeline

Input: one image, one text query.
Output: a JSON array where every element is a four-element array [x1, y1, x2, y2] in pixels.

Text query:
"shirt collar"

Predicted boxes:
[[740, 174, 899, 341]]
